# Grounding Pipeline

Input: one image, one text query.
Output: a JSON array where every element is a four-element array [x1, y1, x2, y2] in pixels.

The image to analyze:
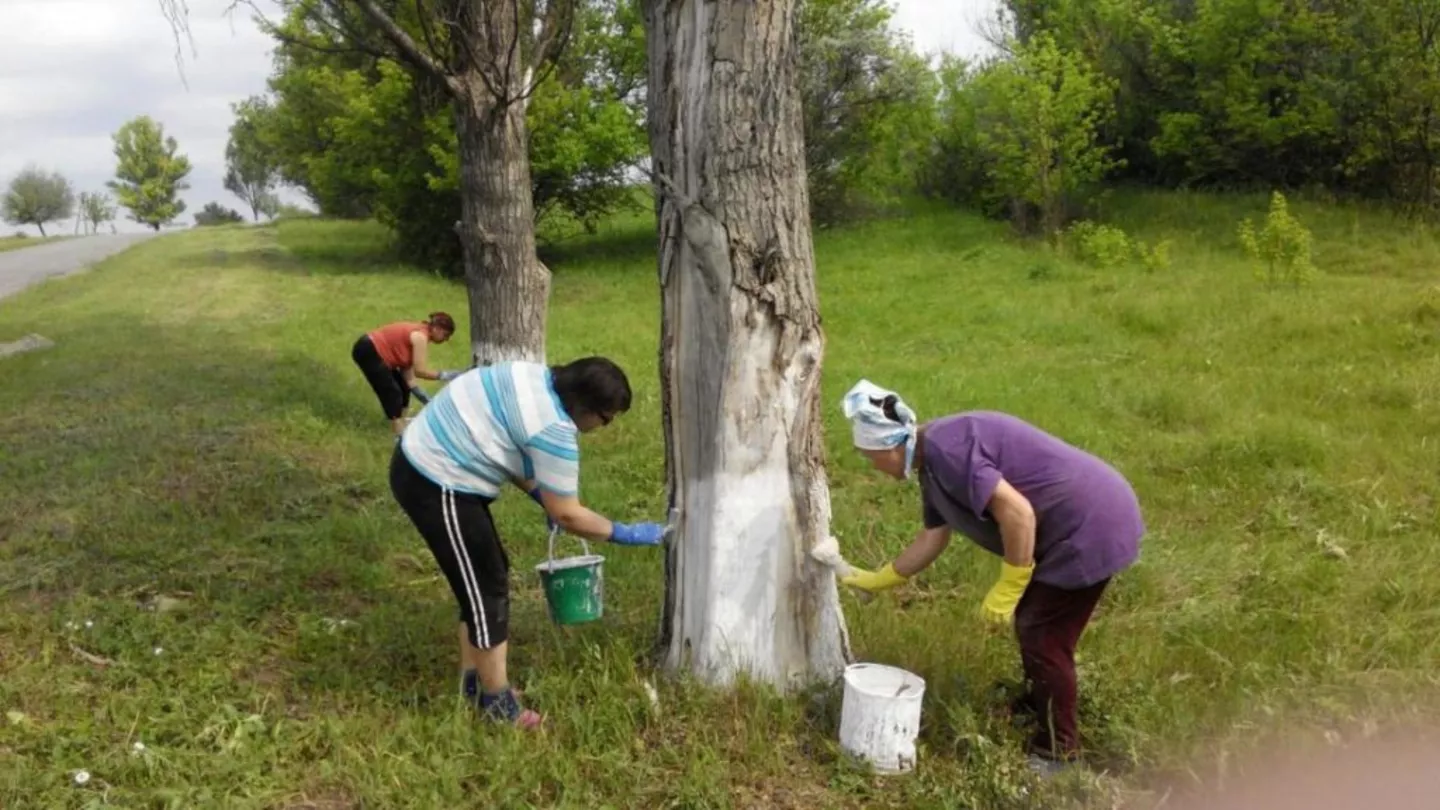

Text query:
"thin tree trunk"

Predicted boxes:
[[37, 223, 47, 237], [454, 83, 550, 365], [646, 0, 850, 690]]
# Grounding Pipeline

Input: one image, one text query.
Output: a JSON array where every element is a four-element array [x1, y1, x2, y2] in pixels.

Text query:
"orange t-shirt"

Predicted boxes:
[[367, 321, 426, 370]]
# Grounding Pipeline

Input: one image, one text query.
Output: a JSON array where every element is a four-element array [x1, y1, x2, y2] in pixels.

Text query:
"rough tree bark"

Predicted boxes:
[[450, 53, 550, 365], [644, 0, 850, 689]]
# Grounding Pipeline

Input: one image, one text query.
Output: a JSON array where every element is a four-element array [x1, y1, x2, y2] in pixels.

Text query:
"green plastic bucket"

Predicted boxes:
[[535, 528, 605, 626]]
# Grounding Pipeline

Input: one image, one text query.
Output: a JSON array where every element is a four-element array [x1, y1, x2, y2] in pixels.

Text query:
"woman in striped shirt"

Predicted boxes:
[[389, 355, 667, 728]]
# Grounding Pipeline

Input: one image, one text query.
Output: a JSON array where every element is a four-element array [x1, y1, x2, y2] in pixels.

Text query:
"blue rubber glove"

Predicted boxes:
[[437, 369, 464, 382], [609, 521, 665, 547], [527, 487, 558, 531]]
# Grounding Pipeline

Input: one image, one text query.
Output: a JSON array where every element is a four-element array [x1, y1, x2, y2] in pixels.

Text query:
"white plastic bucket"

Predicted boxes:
[[837, 662, 926, 774]]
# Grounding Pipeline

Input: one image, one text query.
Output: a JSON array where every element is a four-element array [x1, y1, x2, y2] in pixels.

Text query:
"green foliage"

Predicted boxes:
[[797, 0, 938, 224], [1065, 220, 1132, 268], [107, 115, 192, 231], [224, 97, 280, 222], [924, 57, 1009, 218], [194, 202, 245, 227], [2, 165, 75, 237], [1238, 192, 1316, 287], [1001, 0, 1440, 209], [273, 203, 313, 220], [245, 0, 648, 275], [1063, 219, 1173, 271], [974, 34, 1121, 237], [927, 36, 1121, 237], [1134, 237, 1172, 273]]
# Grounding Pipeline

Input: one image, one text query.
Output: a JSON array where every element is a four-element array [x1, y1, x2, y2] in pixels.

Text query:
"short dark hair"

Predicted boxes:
[[550, 356, 632, 418]]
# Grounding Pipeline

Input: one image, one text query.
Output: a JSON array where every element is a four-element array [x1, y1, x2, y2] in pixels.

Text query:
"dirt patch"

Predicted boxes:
[[0, 333, 54, 359], [731, 778, 837, 809]]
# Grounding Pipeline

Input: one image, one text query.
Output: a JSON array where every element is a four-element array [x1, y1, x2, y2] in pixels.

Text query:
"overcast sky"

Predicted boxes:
[[0, 0, 999, 236]]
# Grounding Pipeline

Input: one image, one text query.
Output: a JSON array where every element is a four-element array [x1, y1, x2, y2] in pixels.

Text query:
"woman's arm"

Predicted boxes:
[[536, 490, 615, 542], [893, 526, 953, 576], [409, 331, 440, 380], [840, 525, 951, 592], [987, 479, 1036, 566]]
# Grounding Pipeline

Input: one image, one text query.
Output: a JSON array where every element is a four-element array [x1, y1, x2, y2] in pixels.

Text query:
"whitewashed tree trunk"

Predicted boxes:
[[644, 0, 850, 690]]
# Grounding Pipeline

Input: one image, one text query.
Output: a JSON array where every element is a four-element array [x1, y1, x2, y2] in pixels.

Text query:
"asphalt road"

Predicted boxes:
[[0, 233, 158, 302]]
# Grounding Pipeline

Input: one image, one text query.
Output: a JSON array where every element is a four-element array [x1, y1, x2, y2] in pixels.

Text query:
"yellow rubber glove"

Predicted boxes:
[[979, 560, 1035, 625], [840, 563, 909, 594]]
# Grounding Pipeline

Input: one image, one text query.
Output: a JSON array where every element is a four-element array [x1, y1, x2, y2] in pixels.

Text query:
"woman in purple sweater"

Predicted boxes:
[[837, 380, 1144, 771]]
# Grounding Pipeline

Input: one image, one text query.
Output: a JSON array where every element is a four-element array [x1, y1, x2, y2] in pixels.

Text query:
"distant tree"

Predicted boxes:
[[255, 190, 281, 219], [194, 202, 245, 226], [224, 96, 279, 221], [969, 33, 1120, 238], [2, 166, 76, 237], [108, 115, 193, 231], [797, 0, 938, 223], [78, 191, 118, 235]]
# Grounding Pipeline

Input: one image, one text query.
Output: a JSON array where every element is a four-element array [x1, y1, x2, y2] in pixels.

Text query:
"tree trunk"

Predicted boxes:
[[37, 223, 47, 237], [645, 0, 850, 690], [453, 81, 550, 366]]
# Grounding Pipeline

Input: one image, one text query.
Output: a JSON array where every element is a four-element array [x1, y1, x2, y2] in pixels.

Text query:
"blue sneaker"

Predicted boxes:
[[460, 668, 478, 700]]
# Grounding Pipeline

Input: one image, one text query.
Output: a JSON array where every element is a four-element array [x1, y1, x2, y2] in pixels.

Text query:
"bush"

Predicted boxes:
[[1135, 238, 1173, 273], [1064, 220, 1174, 272], [1066, 221, 1133, 268], [1238, 191, 1316, 287]]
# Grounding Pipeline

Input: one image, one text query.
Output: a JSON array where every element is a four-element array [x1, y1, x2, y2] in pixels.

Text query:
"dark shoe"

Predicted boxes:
[[478, 686, 542, 730], [460, 668, 478, 700], [1010, 692, 1039, 720]]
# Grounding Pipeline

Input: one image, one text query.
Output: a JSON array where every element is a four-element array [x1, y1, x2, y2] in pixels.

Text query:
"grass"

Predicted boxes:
[[2, 188, 1439, 808], [0, 235, 69, 253]]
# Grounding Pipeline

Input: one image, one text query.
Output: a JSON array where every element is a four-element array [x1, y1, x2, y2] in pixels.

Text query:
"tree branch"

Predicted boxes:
[[442, 4, 505, 102], [412, 0, 457, 75], [159, 0, 197, 88], [228, 0, 389, 62], [522, 0, 576, 99], [502, 0, 524, 103], [349, 0, 464, 96]]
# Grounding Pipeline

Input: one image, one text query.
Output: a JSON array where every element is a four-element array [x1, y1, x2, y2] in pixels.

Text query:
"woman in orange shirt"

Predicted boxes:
[[351, 312, 462, 434]]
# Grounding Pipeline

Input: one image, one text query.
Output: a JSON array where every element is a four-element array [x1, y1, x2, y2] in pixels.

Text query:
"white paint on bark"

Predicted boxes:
[[470, 340, 545, 368]]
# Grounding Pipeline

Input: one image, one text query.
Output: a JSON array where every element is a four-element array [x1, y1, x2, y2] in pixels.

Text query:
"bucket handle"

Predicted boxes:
[[547, 524, 591, 563]]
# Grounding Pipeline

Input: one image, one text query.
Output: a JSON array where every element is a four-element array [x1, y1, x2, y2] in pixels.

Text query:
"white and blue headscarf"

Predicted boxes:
[[841, 379, 919, 479]]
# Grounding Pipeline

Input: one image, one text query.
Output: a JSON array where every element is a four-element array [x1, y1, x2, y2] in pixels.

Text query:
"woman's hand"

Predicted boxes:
[[840, 563, 909, 593], [979, 559, 1034, 624], [609, 522, 666, 546]]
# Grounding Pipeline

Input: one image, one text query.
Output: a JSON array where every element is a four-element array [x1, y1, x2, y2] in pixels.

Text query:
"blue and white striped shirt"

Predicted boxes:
[[400, 362, 580, 498]]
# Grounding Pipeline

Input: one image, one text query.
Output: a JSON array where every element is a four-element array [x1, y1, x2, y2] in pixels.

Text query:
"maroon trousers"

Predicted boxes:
[[1013, 577, 1110, 759]]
